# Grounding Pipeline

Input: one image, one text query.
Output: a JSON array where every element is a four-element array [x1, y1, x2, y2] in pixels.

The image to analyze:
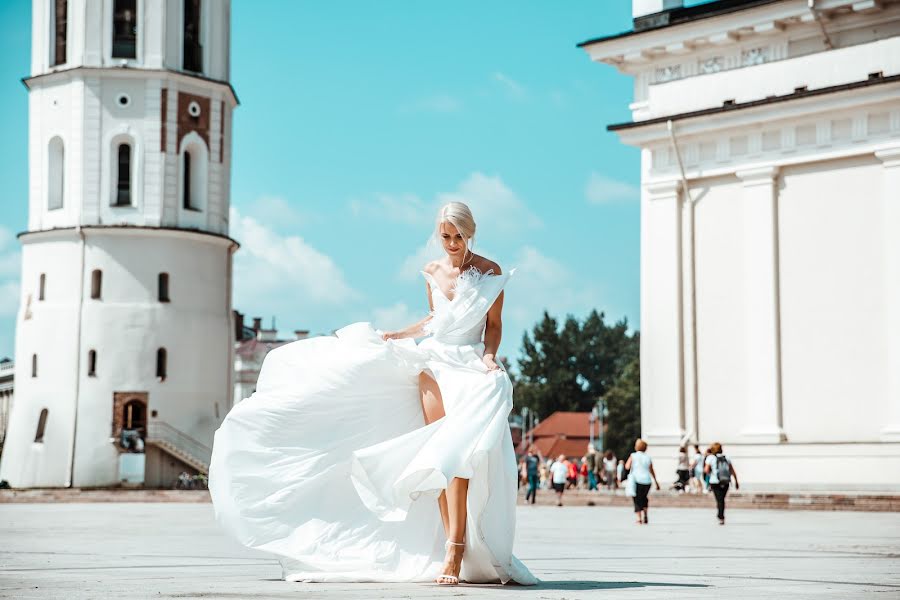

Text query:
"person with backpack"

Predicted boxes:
[[704, 442, 740, 524]]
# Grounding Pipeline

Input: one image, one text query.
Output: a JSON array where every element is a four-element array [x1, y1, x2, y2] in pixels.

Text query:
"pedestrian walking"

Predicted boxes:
[[524, 446, 541, 505], [566, 457, 578, 490], [603, 450, 618, 490], [689, 444, 704, 494], [704, 442, 740, 524], [549, 454, 568, 506], [585, 444, 600, 491], [616, 459, 625, 486], [624, 439, 660, 524], [674, 446, 690, 493], [702, 446, 712, 492]]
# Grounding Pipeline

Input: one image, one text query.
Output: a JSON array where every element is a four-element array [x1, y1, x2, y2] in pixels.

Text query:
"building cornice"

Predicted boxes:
[[18, 225, 240, 249], [579, 0, 895, 68], [22, 66, 240, 106], [609, 73, 900, 132]]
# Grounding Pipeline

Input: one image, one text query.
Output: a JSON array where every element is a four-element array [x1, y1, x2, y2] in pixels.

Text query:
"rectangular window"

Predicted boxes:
[[116, 144, 131, 206], [88, 350, 97, 377], [158, 273, 170, 302], [183, 0, 203, 72], [91, 270, 102, 300], [52, 0, 68, 66], [112, 0, 137, 59], [34, 408, 48, 443], [39, 274, 46, 301]]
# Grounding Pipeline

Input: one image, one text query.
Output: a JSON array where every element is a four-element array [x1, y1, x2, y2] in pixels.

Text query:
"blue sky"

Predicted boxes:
[[0, 0, 641, 364]]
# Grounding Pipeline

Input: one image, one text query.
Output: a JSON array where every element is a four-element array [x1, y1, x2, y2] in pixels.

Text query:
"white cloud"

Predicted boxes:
[[0, 226, 20, 317], [350, 193, 431, 227], [501, 246, 605, 350], [0, 280, 19, 317], [399, 93, 463, 114], [585, 172, 640, 204], [371, 302, 424, 332], [397, 237, 444, 281], [437, 172, 542, 237], [230, 207, 357, 307], [238, 195, 309, 232], [492, 72, 527, 100]]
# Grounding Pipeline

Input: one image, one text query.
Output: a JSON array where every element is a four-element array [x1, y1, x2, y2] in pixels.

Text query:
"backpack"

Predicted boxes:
[[715, 454, 731, 482]]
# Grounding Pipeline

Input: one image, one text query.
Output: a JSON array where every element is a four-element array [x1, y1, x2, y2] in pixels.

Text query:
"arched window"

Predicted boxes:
[[156, 348, 167, 380], [51, 0, 68, 66], [180, 140, 207, 213], [158, 272, 170, 302], [34, 408, 49, 443], [48, 137, 65, 210], [114, 143, 132, 206], [183, 0, 203, 72], [31, 354, 38, 378], [182, 151, 193, 209], [112, 0, 137, 59], [87, 349, 97, 377], [39, 273, 46, 301], [91, 269, 102, 299]]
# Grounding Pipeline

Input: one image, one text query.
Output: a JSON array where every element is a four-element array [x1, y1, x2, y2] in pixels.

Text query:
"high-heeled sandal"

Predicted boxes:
[[436, 540, 464, 585]]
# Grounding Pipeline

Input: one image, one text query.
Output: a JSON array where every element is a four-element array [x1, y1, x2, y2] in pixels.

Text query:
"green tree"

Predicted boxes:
[[514, 309, 640, 452], [603, 356, 641, 462]]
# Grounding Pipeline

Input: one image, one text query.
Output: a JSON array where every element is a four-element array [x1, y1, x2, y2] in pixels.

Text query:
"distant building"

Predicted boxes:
[[232, 311, 310, 405], [581, 0, 900, 489], [520, 411, 600, 460], [0, 358, 14, 456]]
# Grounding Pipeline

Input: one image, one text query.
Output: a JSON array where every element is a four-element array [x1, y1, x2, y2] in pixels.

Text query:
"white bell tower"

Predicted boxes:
[[0, 0, 239, 488]]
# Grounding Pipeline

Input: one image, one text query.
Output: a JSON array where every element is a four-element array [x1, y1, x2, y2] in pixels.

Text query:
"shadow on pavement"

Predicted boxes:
[[531, 580, 709, 591]]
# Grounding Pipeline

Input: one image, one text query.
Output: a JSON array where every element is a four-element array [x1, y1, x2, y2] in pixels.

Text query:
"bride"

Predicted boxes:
[[209, 202, 537, 586]]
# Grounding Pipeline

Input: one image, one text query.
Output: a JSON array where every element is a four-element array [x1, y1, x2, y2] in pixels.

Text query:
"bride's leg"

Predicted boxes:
[[418, 372, 450, 536]]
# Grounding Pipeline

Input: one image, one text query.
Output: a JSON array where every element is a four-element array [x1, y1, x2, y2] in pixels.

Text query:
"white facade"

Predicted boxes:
[[582, 0, 900, 490], [0, 0, 238, 488]]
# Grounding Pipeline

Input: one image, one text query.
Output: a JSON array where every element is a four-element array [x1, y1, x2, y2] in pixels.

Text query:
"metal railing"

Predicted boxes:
[[146, 420, 212, 474]]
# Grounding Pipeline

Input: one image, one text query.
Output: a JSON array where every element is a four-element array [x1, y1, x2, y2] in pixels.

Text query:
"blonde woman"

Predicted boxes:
[[210, 202, 536, 587], [624, 438, 660, 524]]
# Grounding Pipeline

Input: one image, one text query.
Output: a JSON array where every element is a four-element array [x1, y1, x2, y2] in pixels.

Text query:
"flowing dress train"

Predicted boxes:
[[208, 267, 537, 584]]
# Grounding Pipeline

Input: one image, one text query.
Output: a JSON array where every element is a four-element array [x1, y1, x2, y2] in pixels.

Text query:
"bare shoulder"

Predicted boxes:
[[422, 260, 442, 275], [475, 256, 502, 275]]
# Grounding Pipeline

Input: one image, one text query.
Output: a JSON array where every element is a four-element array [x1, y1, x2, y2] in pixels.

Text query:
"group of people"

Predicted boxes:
[[519, 439, 740, 525], [519, 444, 621, 506], [674, 442, 740, 524]]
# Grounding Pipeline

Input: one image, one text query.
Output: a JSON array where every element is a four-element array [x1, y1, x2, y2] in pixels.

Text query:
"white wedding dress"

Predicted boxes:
[[208, 267, 537, 584]]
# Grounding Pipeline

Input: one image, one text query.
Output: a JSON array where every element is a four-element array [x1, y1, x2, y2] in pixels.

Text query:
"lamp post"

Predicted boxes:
[[589, 407, 597, 447]]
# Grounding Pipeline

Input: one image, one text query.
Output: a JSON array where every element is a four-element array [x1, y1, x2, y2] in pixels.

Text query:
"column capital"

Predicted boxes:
[[875, 147, 900, 168], [736, 165, 779, 185]]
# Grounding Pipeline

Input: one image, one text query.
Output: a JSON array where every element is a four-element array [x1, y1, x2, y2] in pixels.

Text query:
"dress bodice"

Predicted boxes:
[[421, 267, 513, 347]]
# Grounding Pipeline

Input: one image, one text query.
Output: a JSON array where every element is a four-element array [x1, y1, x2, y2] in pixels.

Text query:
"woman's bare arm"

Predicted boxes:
[[482, 291, 504, 370], [381, 281, 433, 340]]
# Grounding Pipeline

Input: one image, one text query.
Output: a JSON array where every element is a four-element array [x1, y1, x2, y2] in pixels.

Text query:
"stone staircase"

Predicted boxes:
[[145, 420, 211, 475]]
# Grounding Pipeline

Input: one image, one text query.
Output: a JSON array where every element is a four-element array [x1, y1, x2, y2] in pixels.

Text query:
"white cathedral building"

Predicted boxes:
[[0, 0, 238, 488], [582, 0, 900, 489]]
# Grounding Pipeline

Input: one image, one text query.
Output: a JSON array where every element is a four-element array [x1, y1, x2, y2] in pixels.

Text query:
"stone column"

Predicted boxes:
[[737, 166, 786, 443], [641, 179, 685, 445], [876, 148, 900, 441]]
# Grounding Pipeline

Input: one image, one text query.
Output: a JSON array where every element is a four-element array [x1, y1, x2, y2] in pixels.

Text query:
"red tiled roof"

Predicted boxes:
[[530, 411, 592, 437], [519, 411, 597, 459], [532, 437, 592, 460]]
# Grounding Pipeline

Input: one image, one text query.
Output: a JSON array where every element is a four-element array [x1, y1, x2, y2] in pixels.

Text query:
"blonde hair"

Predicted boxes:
[[710, 442, 723, 454], [435, 202, 477, 259], [634, 438, 648, 452]]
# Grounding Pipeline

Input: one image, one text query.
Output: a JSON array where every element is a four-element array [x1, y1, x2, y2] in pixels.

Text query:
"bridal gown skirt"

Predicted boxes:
[[208, 322, 537, 584]]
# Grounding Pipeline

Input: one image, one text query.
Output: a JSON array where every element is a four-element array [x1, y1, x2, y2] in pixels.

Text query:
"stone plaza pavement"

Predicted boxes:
[[0, 502, 898, 599]]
